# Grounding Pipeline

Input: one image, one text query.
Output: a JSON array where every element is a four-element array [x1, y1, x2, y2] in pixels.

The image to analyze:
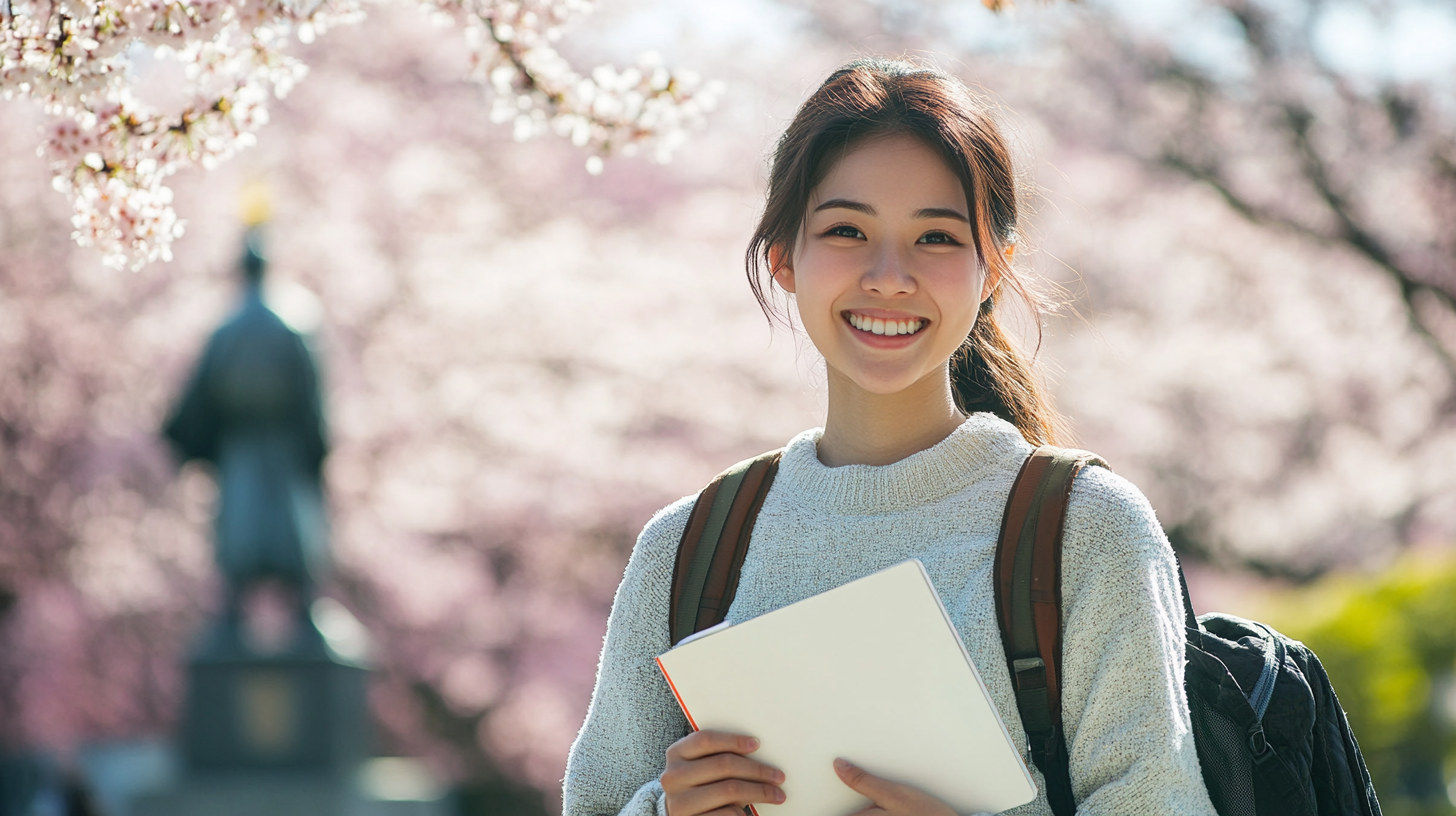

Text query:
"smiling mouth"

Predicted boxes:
[[845, 312, 926, 337]]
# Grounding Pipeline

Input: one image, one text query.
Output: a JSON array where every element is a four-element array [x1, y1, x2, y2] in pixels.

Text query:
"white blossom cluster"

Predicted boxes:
[[2, 0, 362, 269], [434, 0, 724, 174], [1, 0, 718, 269]]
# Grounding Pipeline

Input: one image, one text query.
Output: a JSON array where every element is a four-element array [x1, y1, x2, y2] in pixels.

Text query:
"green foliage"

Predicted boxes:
[[1265, 554, 1456, 816]]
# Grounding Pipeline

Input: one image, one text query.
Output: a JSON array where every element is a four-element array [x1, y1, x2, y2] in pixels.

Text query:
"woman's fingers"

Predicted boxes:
[[669, 751, 785, 789], [833, 758, 902, 808], [662, 731, 786, 816], [674, 777, 786, 814], [668, 730, 761, 762], [833, 759, 955, 816]]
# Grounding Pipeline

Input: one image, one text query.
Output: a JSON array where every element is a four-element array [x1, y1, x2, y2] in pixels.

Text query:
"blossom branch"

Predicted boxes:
[[2, 0, 718, 269]]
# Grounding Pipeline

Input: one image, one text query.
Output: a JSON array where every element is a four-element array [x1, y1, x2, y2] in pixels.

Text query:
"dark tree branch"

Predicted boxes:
[[1165, 145, 1456, 377], [1151, 71, 1456, 378]]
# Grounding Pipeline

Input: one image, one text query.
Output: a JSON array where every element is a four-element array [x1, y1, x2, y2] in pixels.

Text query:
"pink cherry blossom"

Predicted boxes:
[[1, 0, 717, 270]]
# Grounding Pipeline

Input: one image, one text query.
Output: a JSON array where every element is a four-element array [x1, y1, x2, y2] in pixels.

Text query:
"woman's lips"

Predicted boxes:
[[842, 311, 927, 348], [845, 311, 925, 336]]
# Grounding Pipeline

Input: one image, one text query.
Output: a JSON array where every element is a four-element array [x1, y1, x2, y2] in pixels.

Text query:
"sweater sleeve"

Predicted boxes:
[[562, 497, 695, 816], [1056, 466, 1217, 816]]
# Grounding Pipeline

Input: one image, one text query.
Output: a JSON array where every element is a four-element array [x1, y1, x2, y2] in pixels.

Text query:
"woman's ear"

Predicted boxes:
[[769, 244, 796, 293], [982, 244, 1012, 301]]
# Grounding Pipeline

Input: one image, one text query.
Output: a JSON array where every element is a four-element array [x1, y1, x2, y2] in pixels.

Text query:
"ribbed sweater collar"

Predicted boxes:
[[775, 412, 1030, 516]]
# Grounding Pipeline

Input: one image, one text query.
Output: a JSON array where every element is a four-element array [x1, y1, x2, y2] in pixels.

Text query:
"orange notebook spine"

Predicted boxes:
[[654, 657, 762, 816], [656, 657, 700, 731]]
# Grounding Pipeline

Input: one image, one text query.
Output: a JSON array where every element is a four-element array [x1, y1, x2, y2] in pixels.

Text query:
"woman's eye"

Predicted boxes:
[[825, 225, 865, 240], [919, 231, 960, 245]]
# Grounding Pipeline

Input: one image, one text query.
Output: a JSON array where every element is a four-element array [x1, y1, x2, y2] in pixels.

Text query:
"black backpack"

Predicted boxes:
[[668, 446, 1382, 816]]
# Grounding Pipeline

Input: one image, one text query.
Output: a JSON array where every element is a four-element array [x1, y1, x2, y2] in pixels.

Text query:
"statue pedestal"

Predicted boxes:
[[182, 641, 367, 773], [135, 618, 445, 816]]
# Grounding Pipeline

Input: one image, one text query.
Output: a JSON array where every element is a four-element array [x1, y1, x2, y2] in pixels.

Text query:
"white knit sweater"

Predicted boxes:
[[563, 413, 1216, 816]]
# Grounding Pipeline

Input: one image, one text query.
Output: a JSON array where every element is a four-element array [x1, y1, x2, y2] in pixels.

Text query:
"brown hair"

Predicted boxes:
[[745, 57, 1068, 445]]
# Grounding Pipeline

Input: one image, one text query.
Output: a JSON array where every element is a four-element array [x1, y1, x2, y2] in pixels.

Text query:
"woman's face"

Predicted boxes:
[[773, 134, 997, 400]]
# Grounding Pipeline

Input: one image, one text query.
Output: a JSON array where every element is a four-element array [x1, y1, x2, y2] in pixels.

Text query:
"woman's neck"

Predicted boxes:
[[816, 367, 965, 467]]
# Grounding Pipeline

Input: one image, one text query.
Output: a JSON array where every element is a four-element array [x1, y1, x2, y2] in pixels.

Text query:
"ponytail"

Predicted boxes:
[[951, 298, 1067, 446]]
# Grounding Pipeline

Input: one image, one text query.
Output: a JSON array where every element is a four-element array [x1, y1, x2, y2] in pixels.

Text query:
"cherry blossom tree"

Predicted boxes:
[[0, 100, 221, 754], [0, 0, 722, 271], [1017, 0, 1456, 577]]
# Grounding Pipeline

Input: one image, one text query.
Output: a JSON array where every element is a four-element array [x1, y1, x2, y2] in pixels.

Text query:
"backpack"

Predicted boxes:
[[668, 446, 1382, 816]]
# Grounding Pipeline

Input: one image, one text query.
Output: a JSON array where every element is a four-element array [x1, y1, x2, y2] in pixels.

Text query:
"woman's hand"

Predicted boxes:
[[662, 730, 787, 816], [834, 758, 958, 816]]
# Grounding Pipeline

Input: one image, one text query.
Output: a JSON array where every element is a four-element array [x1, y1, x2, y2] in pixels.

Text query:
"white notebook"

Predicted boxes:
[[655, 559, 1036, 816]]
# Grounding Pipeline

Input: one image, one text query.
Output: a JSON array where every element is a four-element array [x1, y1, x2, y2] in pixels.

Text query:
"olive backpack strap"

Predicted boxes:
[[669, 450, 784, 647], [994, 446, 1110, 816]]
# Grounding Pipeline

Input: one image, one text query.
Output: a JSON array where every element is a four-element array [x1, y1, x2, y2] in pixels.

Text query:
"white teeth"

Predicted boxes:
[[848, 314, 923, 335]]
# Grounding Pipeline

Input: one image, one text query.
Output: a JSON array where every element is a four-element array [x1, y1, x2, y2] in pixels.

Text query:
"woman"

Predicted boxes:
[[563, 58, 1215, 816]]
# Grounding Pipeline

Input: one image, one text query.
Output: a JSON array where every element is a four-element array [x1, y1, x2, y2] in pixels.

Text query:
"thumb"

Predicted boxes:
[[833, 758, 893, 804]]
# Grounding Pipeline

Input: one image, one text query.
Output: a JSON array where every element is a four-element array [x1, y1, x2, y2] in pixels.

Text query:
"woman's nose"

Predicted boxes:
[[861, 248, 916, 296]]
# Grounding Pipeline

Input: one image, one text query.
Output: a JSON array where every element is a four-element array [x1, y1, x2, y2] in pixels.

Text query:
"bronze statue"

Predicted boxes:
[[164, 228, 328, 649]]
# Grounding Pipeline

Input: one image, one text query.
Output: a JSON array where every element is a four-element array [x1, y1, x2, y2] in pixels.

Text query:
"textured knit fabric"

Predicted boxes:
[[562, 413, 1216, 816]]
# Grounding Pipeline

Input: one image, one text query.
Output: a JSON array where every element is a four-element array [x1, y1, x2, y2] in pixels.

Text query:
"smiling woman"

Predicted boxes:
[[748, 61, 1066, 460], [563, 58, 1218, 816], [769, 134, 999, 466]]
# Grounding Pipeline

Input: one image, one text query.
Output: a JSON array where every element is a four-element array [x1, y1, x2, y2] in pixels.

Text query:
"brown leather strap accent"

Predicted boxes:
[[695, 452, 781, 632], [672, 478, 722, 643], [994, 446, 1109, 778], [1029, 453, 1083, 726], [994, 451, 1051, 641], [670, 450, 783, 645], [719, 453, 780, 628]]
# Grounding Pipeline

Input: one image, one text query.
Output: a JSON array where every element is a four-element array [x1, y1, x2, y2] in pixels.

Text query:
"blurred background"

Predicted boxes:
[[2, 0, 1455, 814]]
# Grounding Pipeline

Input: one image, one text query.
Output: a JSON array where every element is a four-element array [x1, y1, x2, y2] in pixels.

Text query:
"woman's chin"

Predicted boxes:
[[828, 364, 946, 401]]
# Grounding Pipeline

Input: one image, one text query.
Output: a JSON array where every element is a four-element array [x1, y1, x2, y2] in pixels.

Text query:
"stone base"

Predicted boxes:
[[133, 775, 447, 816], [184, 628, 369, 773]]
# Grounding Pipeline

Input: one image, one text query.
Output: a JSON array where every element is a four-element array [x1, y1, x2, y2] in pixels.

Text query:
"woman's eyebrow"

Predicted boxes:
[[813, 198, 875, 215], [812, 199, 969, 223], [915, 207, 970, 223]]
